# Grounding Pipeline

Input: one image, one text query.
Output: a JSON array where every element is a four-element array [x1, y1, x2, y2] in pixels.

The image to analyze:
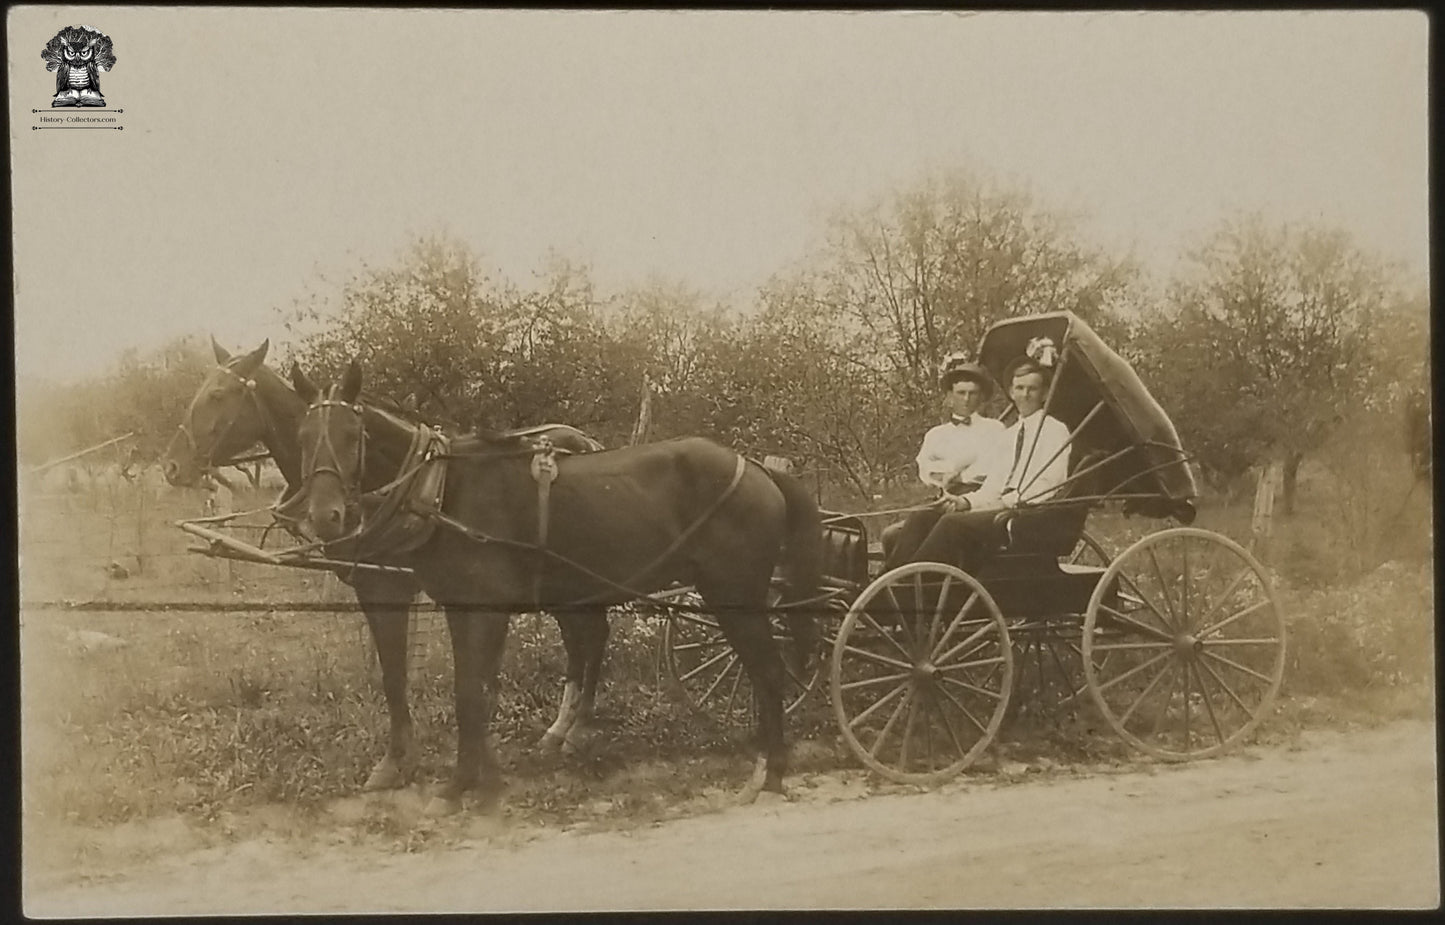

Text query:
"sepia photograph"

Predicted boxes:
[[11, 7, 1434, 914]]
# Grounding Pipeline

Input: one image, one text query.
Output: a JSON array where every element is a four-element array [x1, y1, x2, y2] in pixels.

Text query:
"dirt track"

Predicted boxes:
[[27, 720, 1439, 913]]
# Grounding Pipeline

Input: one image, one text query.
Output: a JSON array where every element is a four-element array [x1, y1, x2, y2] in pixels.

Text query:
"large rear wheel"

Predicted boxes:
[[1082, 528, 1285, 759], [661, 587, 819, 729], [831, 562, 1012, 784]]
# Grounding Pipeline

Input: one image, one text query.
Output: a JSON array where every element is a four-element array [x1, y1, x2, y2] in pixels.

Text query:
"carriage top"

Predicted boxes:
[[976, 311, 1198, 523]]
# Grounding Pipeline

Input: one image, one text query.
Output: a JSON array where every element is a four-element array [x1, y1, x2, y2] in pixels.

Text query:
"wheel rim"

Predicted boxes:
[[1082, 527, 1286, 760], [662, 591, 818, 728], [831, 563, 1012, 784]]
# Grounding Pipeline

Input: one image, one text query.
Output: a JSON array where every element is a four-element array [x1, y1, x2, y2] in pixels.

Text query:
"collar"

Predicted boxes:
[[1015, 408, 1046, 428]]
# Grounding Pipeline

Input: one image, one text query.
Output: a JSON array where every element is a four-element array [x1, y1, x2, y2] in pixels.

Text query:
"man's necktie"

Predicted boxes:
[[1004, 422, 1027, 491]]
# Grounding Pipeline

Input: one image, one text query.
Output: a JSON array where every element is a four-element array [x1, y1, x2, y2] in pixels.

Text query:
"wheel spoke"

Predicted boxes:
[[1182, 652, 1192, 750], [1145, 545, 1181, 628], [723, 659, 745, 717], [1189, 567, 1255, 634], [849, 677, 910, 729], [695, 654, 738, 705], [866, 688, 912, 759], [934, 620, 998, 665], [671, 638, 728, 654], [927, 573, 953, 654], [839, 671, 912, 692], [895, 693, 919, 763], [1201, 649, 1276, 685], [858, 607, 916, 663], [1094, 603, 1174, 643], [1203, 637, 1280, 647], [929, 591, 982, 660], [1092, 640, 1175, 652], [1180, 537, 1191, 630], [670, 611, 722, 631], [1196, 656, 1258, 722], [1149, 662, 1181, 739], [1046, 640, 1087, 702], [935, 655, 1008, 672], [1094, 649, 1173, 694], [1189, 660, 1228, 745], [1197, 600, 1272, 640], [679, 647, 734, 684], [840, 642, 915, 673], [1116, 653, 1175, 727], [938, 673, 1004, 701], [1115, 572, 1177, 634], [933, 680, 991, 735], [924, 688, 969, 759]]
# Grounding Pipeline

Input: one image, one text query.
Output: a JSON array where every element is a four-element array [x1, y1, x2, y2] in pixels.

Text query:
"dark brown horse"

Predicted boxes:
[[159, 339, 611, 789], [291, 359, 823, 815]]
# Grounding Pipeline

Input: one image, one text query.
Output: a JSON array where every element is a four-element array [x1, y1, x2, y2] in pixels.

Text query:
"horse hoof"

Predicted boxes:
[[423, 794, 463, 817], [362, 762, 407, 792]]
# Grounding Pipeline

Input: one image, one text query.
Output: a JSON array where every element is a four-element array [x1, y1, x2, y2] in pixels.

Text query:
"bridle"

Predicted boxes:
[[172, 363, 275, 473], [300, 389, 368, 506]]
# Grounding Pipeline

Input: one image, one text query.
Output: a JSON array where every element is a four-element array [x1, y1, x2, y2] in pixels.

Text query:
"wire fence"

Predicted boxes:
[[17, 468, 449, 674]]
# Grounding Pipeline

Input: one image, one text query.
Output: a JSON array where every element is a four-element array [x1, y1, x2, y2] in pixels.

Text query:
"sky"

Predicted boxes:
[[8, 8, 1430, 386]]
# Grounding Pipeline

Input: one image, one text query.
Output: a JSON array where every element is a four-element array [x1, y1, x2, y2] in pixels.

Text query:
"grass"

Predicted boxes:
[[18, 464, 1436, 848]]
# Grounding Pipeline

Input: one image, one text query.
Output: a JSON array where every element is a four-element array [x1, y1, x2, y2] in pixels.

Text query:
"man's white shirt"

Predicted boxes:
[[915, 416, 1005, 491], [971, 409, 1072, 512]]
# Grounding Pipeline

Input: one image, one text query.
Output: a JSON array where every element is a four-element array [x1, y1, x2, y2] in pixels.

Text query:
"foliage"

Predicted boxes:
[[16, 335, 212, 465], [1135, 215, 1403, 494]]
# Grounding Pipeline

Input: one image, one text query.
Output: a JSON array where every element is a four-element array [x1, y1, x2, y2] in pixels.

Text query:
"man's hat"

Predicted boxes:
[[938, 352, 995, 398]]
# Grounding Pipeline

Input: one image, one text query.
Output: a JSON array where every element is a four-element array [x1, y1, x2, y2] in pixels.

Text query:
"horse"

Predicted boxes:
[[159, 338, 610, 791], [290, 358, 823, 815]]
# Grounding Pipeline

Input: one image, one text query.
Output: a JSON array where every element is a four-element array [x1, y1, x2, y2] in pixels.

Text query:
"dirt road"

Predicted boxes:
[[27, 720, 1439, 913]]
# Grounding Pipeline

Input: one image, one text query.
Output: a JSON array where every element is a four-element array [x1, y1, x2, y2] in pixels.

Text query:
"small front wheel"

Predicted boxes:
[[831, 562, 1012, 784]]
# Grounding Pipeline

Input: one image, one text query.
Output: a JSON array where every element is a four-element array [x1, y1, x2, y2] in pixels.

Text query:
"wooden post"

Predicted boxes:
[[629, 373, 654, 446], [1250, 461, 1280, 560]]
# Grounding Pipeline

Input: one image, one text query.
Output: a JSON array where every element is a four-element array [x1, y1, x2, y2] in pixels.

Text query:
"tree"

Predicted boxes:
[[1142, 215, 1397, 512], [810, 168, 1138, 411]]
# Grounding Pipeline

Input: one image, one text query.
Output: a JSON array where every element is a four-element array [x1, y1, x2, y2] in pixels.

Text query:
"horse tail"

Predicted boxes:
[[762, 466, 824, 674]]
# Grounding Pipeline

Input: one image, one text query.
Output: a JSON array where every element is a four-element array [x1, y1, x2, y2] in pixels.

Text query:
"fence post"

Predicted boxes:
[[1250, 461, 1280, 561]]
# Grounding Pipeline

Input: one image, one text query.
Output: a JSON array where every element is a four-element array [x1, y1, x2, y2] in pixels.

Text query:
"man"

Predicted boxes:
[[907, 356, 1073, 575], [881, 355, 1004, 567]]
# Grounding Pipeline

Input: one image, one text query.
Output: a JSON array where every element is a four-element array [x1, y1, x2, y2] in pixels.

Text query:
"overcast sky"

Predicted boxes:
[[9, 8, 1429, 385]]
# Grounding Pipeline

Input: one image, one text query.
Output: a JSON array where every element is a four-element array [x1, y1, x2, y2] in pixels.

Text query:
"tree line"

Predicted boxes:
[[20, 168, 1428, 511]]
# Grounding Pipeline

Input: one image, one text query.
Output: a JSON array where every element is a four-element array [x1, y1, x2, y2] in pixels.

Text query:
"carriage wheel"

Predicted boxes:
[[1082, 527, 1285, 760], [661, 589, 820, 729], [831, 563, 1012, 785]]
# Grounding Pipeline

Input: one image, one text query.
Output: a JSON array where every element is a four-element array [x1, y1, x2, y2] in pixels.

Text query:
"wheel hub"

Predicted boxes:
[[1172, 633, 1203, 656]]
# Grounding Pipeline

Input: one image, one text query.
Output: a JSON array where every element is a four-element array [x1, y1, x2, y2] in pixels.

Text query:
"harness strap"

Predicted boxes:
[[425, 452, 749, 609], [529, 436, 559, 608]]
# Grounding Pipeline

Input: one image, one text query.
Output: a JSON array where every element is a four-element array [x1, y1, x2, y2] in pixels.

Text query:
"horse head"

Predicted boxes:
[[291, 358, 367, 541], [161, 338, 272, 488]]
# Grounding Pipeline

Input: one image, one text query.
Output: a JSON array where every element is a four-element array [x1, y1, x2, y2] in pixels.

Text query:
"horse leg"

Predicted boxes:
[[539, 613, 588, 753], [709, 591, 789, 802], [352, 573, 418, 791], [428, 608, 511, 816], [562, 610, 610, 756]]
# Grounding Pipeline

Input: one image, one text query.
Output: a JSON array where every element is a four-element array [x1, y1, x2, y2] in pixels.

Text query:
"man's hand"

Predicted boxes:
[[939, 492, 971, 513]]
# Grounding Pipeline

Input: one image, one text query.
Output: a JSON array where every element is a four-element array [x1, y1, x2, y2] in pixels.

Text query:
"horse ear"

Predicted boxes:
[[211, 336, 232, 364], [339, 359, 363, 403], [234, 339, 270, 376], [290, 362, 319, 404]]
